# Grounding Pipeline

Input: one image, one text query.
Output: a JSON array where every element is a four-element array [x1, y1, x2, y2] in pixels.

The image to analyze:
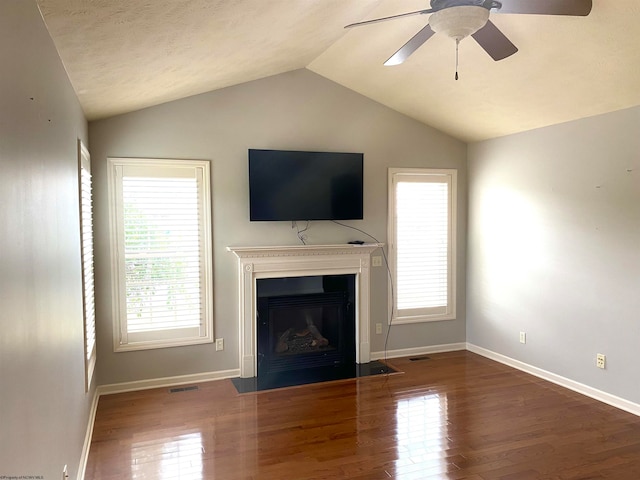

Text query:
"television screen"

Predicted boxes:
[[249, 149, 363, 221]]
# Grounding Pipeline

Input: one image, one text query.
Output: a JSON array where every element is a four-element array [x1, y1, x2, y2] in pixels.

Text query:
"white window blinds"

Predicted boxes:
[[123, 175, 202, 333], [108, 159, 213, 351], [389, 168, 457, 324], [79, 141, 96, 389]]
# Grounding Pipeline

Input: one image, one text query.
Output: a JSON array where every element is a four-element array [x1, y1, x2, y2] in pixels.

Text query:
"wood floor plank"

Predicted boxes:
[[85, 351, 640, 479]]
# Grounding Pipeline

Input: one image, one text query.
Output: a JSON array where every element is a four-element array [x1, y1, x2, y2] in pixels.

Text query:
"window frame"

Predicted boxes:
[[78, 140, 96, 390], [107, 157, 214, 352], [387, 167, 457, 325]]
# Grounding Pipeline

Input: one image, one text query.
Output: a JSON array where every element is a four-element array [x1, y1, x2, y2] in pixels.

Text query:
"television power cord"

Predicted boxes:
[[292, 220, 310, 245], [330, 220, 396, 375]]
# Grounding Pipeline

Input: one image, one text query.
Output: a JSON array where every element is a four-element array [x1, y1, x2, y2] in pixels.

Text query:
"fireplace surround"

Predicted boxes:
[[227, 244, 382, 378]]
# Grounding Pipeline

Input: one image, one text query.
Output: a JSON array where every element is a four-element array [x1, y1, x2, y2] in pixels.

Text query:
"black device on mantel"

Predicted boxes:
[[248, 149, 363, 222]]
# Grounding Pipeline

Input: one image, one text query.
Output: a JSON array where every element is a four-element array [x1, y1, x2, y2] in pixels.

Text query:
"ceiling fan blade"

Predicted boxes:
[[384, 24, 436, 66], [471, 20, 518, 61], [345, 9, 433, 29], [493, 0, 592, 16]]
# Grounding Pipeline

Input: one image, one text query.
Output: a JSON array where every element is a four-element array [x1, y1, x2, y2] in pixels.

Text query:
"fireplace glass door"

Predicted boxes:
[[256, 275, 356, 379]]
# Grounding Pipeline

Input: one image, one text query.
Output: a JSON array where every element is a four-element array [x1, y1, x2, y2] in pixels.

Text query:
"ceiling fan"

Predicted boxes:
[[345, 0, 592, 75]]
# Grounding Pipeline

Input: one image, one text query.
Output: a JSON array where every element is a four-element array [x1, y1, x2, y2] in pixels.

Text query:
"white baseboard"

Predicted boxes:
[[371, 342, 466, 361], [77, 387, 99, 480], [467, 343, 640, 417], [97, 368, 241, 396]]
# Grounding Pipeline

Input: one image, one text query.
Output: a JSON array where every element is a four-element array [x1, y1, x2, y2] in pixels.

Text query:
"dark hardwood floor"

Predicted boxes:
[[85, 351, 640, 479]]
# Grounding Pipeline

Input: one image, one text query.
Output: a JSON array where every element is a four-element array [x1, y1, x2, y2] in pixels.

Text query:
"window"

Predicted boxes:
[[388, 168, 457, 324], [107, 158, 213, 351], [79, 141, 96, 390]]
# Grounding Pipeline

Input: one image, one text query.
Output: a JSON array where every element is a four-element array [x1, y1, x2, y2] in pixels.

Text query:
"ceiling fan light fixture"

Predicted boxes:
[[429, 6, 490, 40]]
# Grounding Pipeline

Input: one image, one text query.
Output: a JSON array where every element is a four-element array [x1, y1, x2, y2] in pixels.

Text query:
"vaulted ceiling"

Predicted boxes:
[[37, 0, 640, 142]]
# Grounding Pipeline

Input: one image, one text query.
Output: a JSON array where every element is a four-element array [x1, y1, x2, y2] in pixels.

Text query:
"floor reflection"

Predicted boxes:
[[131, 432, 203, 479], [394, 392, 450, 478]]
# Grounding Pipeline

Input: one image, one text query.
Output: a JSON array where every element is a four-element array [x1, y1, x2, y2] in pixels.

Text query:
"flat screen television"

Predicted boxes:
[[248, 149, 363, 221]]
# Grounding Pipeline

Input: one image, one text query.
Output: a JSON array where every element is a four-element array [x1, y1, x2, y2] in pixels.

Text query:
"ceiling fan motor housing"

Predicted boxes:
[[429, 6, 490, 40], [430, 0, 501, 10]]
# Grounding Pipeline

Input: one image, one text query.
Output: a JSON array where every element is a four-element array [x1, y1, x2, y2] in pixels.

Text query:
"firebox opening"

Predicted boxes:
[[256, 275, 356, 381], [274, 306, 332, 355]]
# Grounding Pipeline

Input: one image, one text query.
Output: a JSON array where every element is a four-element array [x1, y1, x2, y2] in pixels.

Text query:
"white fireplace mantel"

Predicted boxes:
[[227, 243, 382, 378]]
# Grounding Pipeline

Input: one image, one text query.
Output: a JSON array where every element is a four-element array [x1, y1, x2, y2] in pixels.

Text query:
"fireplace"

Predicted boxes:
[[256, 275, 356, 378], [227, 243, 382, 379]]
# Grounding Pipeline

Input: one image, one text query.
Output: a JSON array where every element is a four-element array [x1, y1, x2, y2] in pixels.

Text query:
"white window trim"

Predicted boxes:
[[107, 157, 214, 352], [78, 140, 96, 390], [388, 167, 457, 325]]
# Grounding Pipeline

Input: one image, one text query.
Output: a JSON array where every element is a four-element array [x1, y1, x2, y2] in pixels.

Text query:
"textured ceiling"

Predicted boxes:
[[37, 0, 640, 142]]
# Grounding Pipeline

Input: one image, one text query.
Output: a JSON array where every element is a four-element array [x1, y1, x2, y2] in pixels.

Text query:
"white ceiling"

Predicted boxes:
[[37, 0, 640, 142]]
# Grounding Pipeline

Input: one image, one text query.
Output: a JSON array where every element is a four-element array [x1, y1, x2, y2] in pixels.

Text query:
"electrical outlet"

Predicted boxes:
[[216, 338, 224, 351], [372, 256, 383, 267], [596, 353, 606, 369], [519, 332, 526, 344], [375, 323, 382, 335]]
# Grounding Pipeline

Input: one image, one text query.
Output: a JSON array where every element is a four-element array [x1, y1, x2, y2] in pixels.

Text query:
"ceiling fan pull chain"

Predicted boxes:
[[455, 37, 460, 80]]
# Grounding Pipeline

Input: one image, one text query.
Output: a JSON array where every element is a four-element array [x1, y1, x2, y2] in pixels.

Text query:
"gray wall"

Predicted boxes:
[[89, 69, 468, 385], [467, 106, 640, 403], [0, 1, 93, 478]]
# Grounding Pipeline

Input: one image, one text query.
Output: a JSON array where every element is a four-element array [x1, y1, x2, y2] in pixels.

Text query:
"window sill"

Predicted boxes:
[[114, 336, 213, 353], [391, 313, 456, 325]]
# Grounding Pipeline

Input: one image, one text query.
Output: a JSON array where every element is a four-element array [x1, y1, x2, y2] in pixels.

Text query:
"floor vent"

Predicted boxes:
[[409, 356, 431, 362], [169, 385, 199, 393]]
